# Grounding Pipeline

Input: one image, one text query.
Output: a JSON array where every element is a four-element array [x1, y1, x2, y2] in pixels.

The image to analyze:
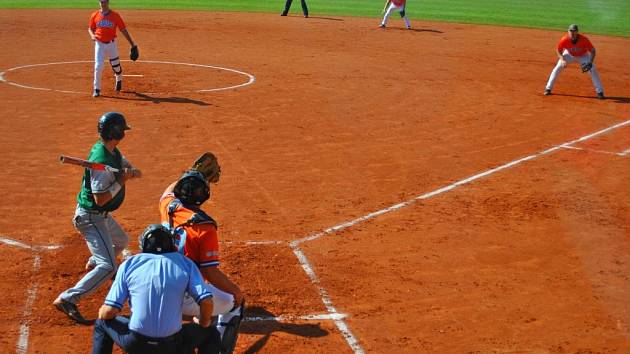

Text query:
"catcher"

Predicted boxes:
[[544, 24, 605, 99], [159, 152, 244, 354]]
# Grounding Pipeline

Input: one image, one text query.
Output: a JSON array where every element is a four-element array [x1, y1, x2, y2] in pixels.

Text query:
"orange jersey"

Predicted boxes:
[[159, 193, 220, 268], [557, 34, 593, 57], [89, 10, 126, 43], [392, 0, 406, 6]]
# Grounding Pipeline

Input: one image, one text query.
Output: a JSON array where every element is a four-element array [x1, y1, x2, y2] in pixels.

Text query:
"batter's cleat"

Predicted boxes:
[[53, 298, 92, 325], [115, 80, 122, 92], [597, 92, 605, 100], [543, 89, 551, 96], [379, 24, 386, 28], [93, 89, 100, 98]]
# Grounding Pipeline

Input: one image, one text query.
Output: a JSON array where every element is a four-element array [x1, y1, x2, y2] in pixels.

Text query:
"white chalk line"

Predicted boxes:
[[561, 145, 628, 156], [289, 119, 629, 354], [621, 149, 630, 156], [245, 313, 347, 322], [0, 237, 61, 251], [16, 255, 41, 354], [0, 60, 255, 95]]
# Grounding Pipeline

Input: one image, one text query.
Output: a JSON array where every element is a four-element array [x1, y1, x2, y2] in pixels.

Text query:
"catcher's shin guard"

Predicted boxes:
[[216, 302, 244, 354]]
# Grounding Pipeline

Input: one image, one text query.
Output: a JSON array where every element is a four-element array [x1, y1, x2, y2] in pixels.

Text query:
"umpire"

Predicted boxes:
[[92, 224, 215, 354]]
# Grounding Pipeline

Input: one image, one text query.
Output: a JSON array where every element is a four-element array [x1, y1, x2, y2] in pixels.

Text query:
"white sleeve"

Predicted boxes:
[[91, 170, 118, 194]]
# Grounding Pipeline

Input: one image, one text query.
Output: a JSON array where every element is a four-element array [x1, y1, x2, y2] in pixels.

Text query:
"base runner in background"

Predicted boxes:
[[380, 0, 412, 29]]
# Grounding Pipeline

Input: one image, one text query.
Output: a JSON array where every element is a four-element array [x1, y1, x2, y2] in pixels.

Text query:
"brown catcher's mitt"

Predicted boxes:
[[191, 152, 221, 183], [580, 62, 592, 73]]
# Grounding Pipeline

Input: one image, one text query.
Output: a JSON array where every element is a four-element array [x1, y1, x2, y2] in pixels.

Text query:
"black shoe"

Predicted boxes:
[[93, 89, 100, 98], [115, 80, 122, 92], [304, 14, 308, 18], [597, 92, 605, 100], [53, 298, 93, 325], [543, 89, 551, 96], [280, 12, 287, 16]]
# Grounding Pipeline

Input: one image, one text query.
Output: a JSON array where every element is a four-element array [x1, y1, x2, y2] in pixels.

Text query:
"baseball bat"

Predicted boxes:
[[59, 155, 120, 172]]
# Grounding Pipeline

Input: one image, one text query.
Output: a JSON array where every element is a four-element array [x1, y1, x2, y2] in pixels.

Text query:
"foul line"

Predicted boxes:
[[16, 255, 41, 354], [245, 313, 347, 322], [289, 119, 629, 354], [561, 145, 629, 157]]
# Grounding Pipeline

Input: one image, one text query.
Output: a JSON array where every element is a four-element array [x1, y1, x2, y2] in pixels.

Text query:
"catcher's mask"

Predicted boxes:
[[139, 224, 177, 254], [98, 112, 131, 141], [174, 170, 210, 206]]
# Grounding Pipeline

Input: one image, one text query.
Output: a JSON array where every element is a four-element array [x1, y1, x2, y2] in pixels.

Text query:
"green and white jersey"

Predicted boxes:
[[76, 141, 130, 212]]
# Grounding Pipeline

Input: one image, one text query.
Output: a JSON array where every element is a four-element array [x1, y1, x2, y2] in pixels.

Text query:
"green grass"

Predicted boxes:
[[2, 0, 629, 36]]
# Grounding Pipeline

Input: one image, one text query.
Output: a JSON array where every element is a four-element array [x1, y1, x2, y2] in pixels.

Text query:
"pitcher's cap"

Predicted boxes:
[[568, 24, 579, 31]]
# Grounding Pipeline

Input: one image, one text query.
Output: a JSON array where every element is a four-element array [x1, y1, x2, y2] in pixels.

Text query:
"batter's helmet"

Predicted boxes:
[[139, 224, 177, 254], [174, 170, 210, 206], [98, 112, 131, 141]]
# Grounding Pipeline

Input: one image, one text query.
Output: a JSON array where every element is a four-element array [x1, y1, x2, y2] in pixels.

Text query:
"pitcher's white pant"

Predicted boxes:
[[94, 40, 123, 91], [545, 52, 603, 93], [182, 282, 235, 317], [381, 3, 411, 29]]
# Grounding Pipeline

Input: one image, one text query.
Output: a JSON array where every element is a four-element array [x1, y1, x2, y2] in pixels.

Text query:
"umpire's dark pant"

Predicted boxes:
[[92, 317, 179, 354], [283, 0, 308, 16]]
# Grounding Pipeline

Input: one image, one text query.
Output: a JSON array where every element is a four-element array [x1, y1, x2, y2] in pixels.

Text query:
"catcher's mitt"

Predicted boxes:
[[581, 62, 592, 73], [191, 152, 221, 183], [130, 45, 139, 61]]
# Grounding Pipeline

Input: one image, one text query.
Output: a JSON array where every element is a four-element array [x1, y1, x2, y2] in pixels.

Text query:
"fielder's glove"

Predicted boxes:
[[581, 62, 592, 73], [130, 45, 139, 61], [191, 152, 221, 183]]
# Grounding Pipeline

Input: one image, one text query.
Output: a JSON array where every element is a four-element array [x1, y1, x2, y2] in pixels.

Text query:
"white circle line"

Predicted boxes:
[[0, 60, 255, 95]]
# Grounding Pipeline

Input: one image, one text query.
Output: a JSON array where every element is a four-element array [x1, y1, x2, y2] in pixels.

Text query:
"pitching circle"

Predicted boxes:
[[0, 60, 255, 95]]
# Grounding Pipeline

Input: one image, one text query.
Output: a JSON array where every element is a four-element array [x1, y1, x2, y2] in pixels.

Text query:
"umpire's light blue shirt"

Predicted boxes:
[[104, 252, 212, 338]]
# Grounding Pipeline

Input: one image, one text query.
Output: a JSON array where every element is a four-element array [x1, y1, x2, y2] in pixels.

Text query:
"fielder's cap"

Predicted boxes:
[[568, 24, 579, 31]]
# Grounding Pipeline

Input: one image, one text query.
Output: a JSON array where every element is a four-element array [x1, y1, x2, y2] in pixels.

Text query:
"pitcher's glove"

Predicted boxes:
[[580, 62, 592, 73], [130, 45, 139, 61], [191, 152, 221, 183]]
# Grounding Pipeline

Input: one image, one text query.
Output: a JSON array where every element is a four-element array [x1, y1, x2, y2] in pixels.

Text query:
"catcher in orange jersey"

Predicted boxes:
[[544, 24, 605, 99], [380, 0, 411, 29], [88, 0, 137, 97], [160, 153, 244, 354]]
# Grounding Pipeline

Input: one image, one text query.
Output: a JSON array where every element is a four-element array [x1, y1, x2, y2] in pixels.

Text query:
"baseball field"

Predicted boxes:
[[1, 1, 629, 353]]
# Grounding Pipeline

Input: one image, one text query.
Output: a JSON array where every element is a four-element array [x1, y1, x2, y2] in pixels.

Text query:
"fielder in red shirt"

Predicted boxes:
[[88, 0, 137, 97], [544, 24, 605, 99], [380, 0, 411, 29]]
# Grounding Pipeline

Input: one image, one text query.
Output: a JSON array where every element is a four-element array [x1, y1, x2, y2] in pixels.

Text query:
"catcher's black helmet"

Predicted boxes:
[[174, 170, 210, 206], [98, 112, 131, 141], [139, 224, 177, 254]]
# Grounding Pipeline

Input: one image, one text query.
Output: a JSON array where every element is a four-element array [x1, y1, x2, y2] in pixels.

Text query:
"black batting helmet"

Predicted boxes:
[[138, 224, 177, 254], [98, 112, 131, 141], [173, 170, 210, 206]]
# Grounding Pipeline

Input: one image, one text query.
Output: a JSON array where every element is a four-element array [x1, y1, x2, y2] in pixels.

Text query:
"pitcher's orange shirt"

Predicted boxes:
[[159, 193, 220, 268], [392, 0, 406, 6], [89, 10, 126, 43], [557, 34, 593, 57]]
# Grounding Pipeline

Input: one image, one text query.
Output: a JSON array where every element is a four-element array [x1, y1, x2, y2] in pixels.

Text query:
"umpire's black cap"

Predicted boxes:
[[568, 24, 579, 31]]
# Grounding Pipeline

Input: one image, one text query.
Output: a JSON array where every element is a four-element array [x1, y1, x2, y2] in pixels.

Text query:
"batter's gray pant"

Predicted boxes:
[[58, 205, 129, 304]]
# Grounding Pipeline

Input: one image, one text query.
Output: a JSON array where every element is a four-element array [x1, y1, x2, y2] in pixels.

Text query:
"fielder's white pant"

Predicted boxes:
[[182, 282, 235, 317], [545, 51, 604, 93], [381, 3, 411, 29], [94, 40, 123, 91]]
